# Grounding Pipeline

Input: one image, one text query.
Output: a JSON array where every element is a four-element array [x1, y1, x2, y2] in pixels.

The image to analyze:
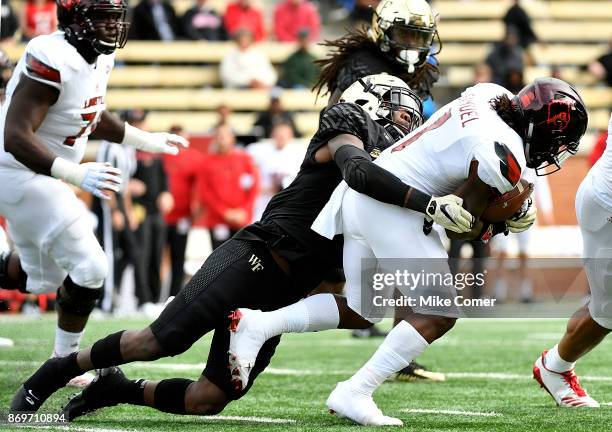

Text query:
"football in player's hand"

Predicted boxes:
[[481, 179, 534, 223]]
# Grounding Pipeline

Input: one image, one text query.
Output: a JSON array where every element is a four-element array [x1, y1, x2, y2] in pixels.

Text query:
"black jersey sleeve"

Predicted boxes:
[[305, 103, 372, 161]]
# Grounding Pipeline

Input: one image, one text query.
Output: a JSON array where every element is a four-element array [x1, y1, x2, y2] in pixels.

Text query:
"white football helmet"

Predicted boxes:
[[369, 0, 439, 73], [340, 73, 423, 142]]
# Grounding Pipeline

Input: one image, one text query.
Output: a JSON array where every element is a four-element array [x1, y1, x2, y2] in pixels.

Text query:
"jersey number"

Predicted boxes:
[[392, 109, 452, 152], [64, 112, 100, 146]]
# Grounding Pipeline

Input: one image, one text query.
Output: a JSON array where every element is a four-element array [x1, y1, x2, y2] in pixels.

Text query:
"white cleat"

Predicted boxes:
[[533, 351, 600, 408], [326, 381, 403, 426], [228, 308, 268, 391]]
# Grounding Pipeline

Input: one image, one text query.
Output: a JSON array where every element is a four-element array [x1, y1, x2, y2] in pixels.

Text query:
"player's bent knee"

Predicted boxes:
[[435, 316, 457, 334], [185, 379, 228, 415], [346, 298, 382, 325], [56, 276, 101, 316], [122, 328, 164, 361], [68, 248, 108, 289]]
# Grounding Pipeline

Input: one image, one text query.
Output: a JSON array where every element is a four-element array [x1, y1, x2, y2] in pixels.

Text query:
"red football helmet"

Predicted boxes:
[[513, 77, 588, 175], [56, 0, 129, 56]]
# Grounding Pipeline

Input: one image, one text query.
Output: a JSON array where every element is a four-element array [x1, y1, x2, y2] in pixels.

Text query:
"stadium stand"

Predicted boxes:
[[1, 0, 610, 139]]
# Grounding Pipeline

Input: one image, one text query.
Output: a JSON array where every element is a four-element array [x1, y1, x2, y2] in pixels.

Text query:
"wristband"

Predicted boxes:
[[121, 122, 151, 150], [50, 157, 81, 186]]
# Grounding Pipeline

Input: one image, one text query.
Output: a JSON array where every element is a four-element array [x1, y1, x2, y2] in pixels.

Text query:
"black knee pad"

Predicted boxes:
[[154, 378, 193, 414], [56, 276, 101, 316], [0, 251, 28, 292]]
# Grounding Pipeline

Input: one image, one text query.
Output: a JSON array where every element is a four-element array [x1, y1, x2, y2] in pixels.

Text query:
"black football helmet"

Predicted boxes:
[[513, 77, 588, 176], [56, 0, 129, 56]]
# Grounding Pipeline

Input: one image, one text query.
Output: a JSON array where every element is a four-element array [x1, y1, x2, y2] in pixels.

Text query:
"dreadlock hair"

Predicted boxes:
[[490, 94, 524, 139], [312, 28, 438, 100]]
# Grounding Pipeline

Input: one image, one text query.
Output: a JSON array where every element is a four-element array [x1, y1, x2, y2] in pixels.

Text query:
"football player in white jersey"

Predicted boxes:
[[533, 113, 611, 408], [228, 77, 588, 425], [0, 0, 187, 387]]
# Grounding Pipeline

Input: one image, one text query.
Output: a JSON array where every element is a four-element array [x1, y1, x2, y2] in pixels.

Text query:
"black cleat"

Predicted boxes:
[[62, 367, 127, 421], [10, 355, 80, 413], [394, 361, 446, 382], [10, 385, 44, 412], [351, 325, 388, 338]]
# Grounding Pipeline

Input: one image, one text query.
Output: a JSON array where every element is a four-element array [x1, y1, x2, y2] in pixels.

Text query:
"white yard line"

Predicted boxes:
[[402, 408, 502, 417], [200, 415, 296, 424], [3, 359, 612, 382], [16, 425, 134, 432]]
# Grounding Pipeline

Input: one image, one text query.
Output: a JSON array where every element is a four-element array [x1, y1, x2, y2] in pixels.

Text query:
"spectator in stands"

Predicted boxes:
[[252, 89, 301, 138], [130, 0, 181, 41], [247, 122, 302, 220], [588, 39, 612, 87], [1, 1, 19, 42], [273, 0, 320, 42], [216, 104, 232, 127], [279, 29, 319, 89], [502, 0, 537, 51], [485, 27, 525, 91], [505, 68, 524, 94], [132, 112, 174, 304], [224, 0, 265, 42], [195, 124, 259, 249], [20, 0, 57, 42], [181, 0, 226, 41], [220, 28, 277, 89], [163, 125, 204, 296], [473, 63, 492, 84]]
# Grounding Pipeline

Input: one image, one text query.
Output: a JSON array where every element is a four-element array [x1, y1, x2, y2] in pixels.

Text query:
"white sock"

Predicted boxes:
[[544, 344, 575, 373], [54, 327, 83, 357], [347, 321, 429, 396], [261, 294, 340, 339]]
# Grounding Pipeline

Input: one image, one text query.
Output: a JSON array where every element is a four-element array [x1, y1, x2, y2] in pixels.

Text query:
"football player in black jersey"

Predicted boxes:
[[10, 74, 474, 419], [315, 0, 440, 105], [315, 0, 443, 380]]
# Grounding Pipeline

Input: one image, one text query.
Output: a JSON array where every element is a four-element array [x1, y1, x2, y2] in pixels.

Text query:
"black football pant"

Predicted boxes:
[[150, 238, 302, 399]]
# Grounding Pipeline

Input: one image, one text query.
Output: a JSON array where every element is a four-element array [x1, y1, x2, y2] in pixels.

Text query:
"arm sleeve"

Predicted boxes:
[[22, 38, 64, 90], [334, 144, 431, 213]]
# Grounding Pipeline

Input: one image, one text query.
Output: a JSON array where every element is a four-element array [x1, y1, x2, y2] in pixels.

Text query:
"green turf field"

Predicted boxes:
[[0, 315, 610, 431]]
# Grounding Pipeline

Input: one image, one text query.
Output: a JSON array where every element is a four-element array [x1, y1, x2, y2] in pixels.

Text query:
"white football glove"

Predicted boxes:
[[425, 194, 475, 233], [506, 198, 537, 233], [51, 158, 122, 200], [121, 122, 189, 155]]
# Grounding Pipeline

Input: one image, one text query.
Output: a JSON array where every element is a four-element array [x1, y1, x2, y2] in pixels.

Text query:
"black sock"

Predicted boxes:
[[90, 331, 125, 369], [153, 378, 193, 414], [24, 352, 83, 398], [119, 379, 148, 406]]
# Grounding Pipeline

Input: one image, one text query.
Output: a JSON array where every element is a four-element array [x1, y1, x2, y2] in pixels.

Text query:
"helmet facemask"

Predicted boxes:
[[370, 0, 439, 74], [376, 85, 423, 141], [519, 90, 587, 176], [378, 17, 438, 72]]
